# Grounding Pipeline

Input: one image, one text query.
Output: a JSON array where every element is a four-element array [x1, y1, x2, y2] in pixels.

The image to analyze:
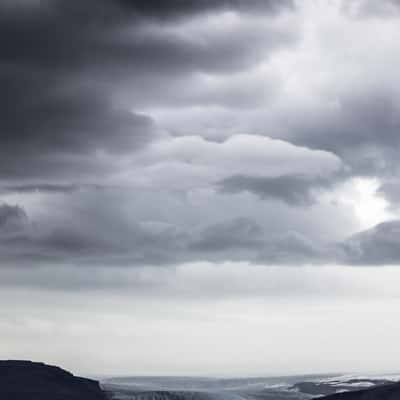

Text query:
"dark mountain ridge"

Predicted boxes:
[[320, 381, 400, 400], [2, 360, 399, 400], [291, 379, 393, 396], [0, 360, 107, 400]]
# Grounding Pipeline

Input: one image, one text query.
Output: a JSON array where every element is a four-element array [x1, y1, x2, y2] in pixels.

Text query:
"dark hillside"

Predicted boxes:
[[320, 381, 400, 400], [0, 360, 107, 400]]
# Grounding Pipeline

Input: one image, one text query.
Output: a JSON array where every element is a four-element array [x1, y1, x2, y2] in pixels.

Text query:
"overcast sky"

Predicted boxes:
[[2, 0, 400, 377]]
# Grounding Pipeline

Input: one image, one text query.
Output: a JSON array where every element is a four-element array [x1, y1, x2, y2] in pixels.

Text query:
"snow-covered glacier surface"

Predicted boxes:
[[102, 373, 400, 400]]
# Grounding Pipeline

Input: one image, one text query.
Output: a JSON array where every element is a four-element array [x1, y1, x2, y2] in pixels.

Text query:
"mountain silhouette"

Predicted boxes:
[[0, 360, 107, 400], [321, 381, 400, 400]]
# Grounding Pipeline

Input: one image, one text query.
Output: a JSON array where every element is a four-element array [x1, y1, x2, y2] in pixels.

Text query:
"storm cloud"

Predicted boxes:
[[1, 0, 400, 269]]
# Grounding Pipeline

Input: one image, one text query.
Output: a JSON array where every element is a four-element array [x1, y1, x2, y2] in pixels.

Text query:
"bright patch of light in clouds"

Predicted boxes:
[[332, 178, 394, 231]]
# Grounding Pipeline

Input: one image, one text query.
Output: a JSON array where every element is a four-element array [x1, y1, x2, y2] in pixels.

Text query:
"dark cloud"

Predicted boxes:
[[116, 0, 295, 18], [378, 180, 400, 207], [218, 175, 333, 206], [1, 68, 157, 178], [341, 220, 400, 265], [342, 0, 400, 18], [0, 183, 106, 194], [2, 0, 397, 271], [0, 204, 28, 235], [0, 202, 327, 266], [276, 90, 400, 180], [0, 198, 189, 266], [190, 217, 263, 251], [49, 0, 294, 21], [257, 231, 327, 264], [0, 219, 184, 267], [0, 0, 296, 181], [191, 218, 326, 264], [0, 4, 292, 75], [2, 85, 154, 153]]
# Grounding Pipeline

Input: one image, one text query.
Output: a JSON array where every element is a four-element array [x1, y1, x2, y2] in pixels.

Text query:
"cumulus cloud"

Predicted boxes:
[[126, 134, 343, 190]]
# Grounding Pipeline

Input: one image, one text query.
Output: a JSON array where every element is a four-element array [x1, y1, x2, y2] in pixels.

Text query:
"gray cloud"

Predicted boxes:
[[115, 0, 295, 19], [276, 91, 400, 178], [0, 183, 106, 194], [342, 0, 400, 18], [1, 77, 158, 179], [341, 220, 400, 265], [256, 231, 328, 264], [377, 179, 400, 209], [0, 0, 297, 182], [45, 0, 294, 21], [0, 204, 28, 235], [218, 175, 336, 206], [190, 217, 263, 252], [1, 0, 399, 271], [0, 200, 329, 267]]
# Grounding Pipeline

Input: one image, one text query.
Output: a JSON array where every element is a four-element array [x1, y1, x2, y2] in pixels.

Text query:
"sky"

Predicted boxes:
[[2, 0, 400, 377]]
